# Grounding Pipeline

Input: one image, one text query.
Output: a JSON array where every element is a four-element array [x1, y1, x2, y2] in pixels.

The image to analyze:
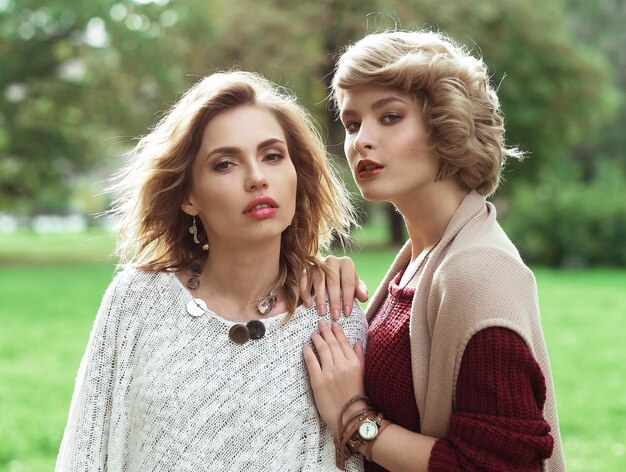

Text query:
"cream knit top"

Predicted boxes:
[[366, 190, 566, 471], [56, 269, 367, 471]]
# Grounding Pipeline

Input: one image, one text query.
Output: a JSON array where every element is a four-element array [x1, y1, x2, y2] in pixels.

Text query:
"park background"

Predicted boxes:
[[0, 0, 625, 470]]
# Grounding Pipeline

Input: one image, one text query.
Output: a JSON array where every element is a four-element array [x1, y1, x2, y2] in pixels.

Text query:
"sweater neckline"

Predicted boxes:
[[167, 271, 291, 327], [389, 269, 417, 299]]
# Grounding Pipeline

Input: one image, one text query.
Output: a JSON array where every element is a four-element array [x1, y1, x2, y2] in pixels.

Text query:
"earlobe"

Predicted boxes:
[[181, 197, 198, 216]]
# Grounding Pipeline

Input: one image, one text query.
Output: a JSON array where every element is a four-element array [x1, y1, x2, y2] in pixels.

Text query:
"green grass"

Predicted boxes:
[[0, 230, 116, 265], [0, 232, 625, 471]]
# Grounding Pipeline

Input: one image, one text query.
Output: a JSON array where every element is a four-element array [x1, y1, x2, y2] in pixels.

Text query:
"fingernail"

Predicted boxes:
[[332, 308, 341, 320], [359, 282, 368, 295], [343, 304, 351, 316], [318, 304, 327, 316]]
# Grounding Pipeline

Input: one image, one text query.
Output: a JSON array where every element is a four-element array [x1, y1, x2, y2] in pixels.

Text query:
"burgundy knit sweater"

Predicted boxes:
[[364, 271, 554, 471]]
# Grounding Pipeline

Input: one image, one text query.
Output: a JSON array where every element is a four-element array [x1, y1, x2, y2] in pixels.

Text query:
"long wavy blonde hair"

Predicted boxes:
[[333, 30, 524, 196], [108, 71, 355, 316]]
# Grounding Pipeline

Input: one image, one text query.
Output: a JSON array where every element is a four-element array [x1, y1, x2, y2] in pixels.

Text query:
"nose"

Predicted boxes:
[[353, 122, 375, 155], [245, 163, 269, 192]]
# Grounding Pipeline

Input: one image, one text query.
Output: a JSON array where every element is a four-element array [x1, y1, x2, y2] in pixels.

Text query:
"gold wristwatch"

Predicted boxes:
[[347, 411, 385, 450]]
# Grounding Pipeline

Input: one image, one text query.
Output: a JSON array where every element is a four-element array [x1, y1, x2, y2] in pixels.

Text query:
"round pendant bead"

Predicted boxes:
[[187, 277, 200, 289], [229, 324, 251, 345], [246, 320, 266, 340], [190, 263, 202, 276], [186, 298, 207, 318]]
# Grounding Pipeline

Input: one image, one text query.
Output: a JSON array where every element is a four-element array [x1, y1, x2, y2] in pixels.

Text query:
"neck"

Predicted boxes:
[[198, 238, 282, 315], [394, 179, 468, 260]]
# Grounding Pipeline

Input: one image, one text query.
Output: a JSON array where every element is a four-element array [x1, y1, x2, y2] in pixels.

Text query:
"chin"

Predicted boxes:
[[358, 187, 391, 203]]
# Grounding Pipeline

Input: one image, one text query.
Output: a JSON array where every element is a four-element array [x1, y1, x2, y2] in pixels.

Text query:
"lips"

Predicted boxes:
[[356, 159, 384, 179], [243, 197, 279, 219]]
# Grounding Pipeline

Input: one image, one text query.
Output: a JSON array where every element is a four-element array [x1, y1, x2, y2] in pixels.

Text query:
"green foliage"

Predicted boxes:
[[412, 0, 621, 186], [565, 0, 626, 179], [501, 161, 626, 267], [0, 0, 619, 212]]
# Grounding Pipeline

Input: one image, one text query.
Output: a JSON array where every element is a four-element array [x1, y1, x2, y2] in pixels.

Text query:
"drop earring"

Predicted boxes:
[[189, 216, 200, 244]]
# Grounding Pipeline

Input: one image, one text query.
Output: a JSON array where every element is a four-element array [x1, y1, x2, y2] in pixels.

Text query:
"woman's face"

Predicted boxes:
[[182, 105, 297, 248], [339, 85, 440, 206]]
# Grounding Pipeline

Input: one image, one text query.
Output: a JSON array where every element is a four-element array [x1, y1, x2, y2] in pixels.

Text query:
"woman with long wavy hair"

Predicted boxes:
[[56, 71, 367, 471]]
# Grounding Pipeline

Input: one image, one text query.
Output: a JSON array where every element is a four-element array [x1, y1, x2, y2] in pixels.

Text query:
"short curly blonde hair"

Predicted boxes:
[[333, 30, 523, 196]]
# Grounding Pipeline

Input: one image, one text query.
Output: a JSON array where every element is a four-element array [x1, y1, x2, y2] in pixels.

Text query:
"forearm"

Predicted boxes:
[[338, 401, 436, 472], [360, 424, 437, 472]]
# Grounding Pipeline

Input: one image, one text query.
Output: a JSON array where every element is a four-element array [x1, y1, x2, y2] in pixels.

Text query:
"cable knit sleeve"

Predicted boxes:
[[428, 327, 554, 471], [55, 270, 131, 471]]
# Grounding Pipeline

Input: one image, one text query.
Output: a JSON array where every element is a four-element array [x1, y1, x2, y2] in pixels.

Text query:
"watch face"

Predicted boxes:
[[358, 419, 379, 440]]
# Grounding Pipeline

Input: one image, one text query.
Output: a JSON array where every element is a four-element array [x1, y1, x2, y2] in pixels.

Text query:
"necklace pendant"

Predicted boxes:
[[229, 324, 250, 344], [187, 298, 208, 317], [257, 294, 276, 315], [187, 276, 200, 289]]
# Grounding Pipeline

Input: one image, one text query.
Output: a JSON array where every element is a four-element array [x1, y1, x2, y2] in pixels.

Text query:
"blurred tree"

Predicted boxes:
[[565, 0, 626, 180], [0, 0, 618, 250], [198, 0, 618, 242], [404, 0, 620, 189], [0, 0, 217, 211]]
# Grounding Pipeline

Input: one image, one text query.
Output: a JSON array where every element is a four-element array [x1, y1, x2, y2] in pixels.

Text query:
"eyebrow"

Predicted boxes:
[[206, 138, 286, 159], [340, 96, 408, 120]]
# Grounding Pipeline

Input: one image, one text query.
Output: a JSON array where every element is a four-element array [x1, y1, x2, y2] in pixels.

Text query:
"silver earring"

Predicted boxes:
[[189, 216, 200, 244]]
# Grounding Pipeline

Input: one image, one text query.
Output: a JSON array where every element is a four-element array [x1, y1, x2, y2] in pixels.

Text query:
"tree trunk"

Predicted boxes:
[[386, 204, 405, 245]]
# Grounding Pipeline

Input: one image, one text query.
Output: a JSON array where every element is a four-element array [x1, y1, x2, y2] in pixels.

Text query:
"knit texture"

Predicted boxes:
[[56, 268, 367, 471], [364, 269, 553, 471], [365, 190, 565, 471], [364, 270, 419, 434], [430, 327, 553, 471]]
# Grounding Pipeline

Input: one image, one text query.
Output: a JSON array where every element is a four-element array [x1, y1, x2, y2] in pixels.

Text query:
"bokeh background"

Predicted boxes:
[[1, 0, 625, 470]]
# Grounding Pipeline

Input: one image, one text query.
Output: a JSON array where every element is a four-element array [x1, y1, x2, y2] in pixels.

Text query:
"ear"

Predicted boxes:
[[181, 195, 198, 217]]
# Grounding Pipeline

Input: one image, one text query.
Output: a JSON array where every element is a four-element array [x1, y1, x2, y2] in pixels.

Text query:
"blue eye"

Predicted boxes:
[[344, 121, 360, 133], [381, 114, 401, 124]]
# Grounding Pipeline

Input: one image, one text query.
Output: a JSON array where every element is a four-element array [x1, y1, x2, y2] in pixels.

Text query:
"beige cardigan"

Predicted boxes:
[[365, 190, 565, 471]]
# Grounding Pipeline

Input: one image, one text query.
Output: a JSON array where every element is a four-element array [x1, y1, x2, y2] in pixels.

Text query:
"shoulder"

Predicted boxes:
[[101, 266, 173, 311], [428, 243, 539, 337], [435, 242, 536, 299], [325, 300, 368, 346], [341, 302, 368, 332]]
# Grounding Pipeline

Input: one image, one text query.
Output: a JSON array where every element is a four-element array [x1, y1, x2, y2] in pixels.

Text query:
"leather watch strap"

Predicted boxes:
[[365, 419, 391, 461]]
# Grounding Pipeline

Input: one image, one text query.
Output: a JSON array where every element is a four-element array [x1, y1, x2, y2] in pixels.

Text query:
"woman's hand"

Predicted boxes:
[[303, 320, 366, 434], [300, 256, 369, 320]]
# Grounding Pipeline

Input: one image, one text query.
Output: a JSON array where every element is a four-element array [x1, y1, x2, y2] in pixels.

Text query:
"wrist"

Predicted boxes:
[[339, 399, 369, 433]]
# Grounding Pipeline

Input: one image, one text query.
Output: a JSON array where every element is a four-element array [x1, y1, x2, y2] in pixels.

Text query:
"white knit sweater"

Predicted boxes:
[[56, 268, 367, 471]]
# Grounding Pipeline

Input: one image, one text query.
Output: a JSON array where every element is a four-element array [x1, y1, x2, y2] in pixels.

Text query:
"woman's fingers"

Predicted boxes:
[[312, 271, 327, 316], [323, 259, 342, 320], [330, 321, 359, 360], [302, 344, 321, 378], [310, 320, 354, 368], [299, 269, 312, 308], [310, 330, 334, 367], [339, 260, 356, 317], [353, 340, 365, 368], [355, 276, 369, 303]]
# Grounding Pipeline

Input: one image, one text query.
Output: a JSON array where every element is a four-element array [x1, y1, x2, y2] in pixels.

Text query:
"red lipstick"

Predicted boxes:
[[356, 159, 384, 179]]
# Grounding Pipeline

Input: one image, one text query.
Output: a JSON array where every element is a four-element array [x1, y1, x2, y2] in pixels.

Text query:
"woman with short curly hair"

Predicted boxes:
[[305, 30, 565, 471]]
